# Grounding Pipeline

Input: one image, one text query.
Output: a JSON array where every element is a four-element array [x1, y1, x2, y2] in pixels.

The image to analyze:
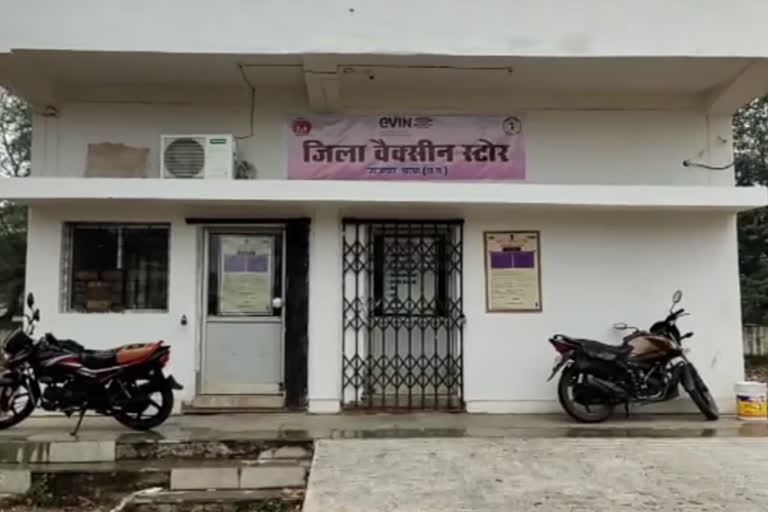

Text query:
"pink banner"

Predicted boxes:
[[285, 115, 525, 180]]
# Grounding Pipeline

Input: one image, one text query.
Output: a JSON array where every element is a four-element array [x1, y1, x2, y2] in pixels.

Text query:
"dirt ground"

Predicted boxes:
[[0, 493, 298, 512], [0, 498, 297, 512], [0, 495, 120, 512]]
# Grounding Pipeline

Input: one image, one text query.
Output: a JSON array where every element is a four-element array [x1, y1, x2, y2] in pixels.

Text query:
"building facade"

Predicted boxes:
[[2, 1, 768, 414]]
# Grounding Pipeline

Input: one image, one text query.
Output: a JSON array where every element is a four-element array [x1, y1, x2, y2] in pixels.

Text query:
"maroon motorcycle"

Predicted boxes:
[[0, 293, 182, 435]]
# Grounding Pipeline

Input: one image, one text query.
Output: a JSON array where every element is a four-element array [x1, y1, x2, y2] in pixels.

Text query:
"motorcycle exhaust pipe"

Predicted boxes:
[[584, 375, 628, 399]]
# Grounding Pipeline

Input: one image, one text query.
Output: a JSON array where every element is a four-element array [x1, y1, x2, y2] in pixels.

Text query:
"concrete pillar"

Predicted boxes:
[[307, 208, 342, 413]]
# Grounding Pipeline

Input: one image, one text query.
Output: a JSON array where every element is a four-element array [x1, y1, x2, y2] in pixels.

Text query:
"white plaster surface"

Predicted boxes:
[[3, 1, 768, 58]]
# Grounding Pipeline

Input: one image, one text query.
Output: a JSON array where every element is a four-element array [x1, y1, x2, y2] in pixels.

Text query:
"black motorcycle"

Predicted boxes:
[[0, 293, 182, 435], [547, 290, 718, 422]]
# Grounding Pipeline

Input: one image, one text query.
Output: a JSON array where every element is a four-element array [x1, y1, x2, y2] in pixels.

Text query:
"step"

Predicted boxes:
[[0, 460, 171, 497], [0, 437, 313, 463], [0, 439, 116, 463], [185, 394, 285, 411], [0, 458, 310, 495], [126, 489, 304, 512], [171, 461, 307, 490]]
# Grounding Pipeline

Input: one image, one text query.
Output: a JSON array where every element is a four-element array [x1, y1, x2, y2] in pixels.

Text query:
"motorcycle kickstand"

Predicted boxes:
[[70, 407, 86, 437]]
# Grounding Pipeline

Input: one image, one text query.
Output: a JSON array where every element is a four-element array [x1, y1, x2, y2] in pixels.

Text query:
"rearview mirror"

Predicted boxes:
[[26, 292, 35, 309], [613, 322, 629, 330], [672, 290, 683, 304]]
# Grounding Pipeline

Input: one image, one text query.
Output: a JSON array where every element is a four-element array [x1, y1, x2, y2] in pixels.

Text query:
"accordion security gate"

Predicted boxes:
[[341, 219, 464, 410]]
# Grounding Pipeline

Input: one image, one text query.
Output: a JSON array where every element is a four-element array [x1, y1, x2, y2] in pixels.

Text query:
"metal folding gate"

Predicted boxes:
[[341, 219, 464, 410]]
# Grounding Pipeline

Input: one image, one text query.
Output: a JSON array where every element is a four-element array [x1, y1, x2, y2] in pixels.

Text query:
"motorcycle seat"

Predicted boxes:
[[116, 343, 162, 365], [79, 350, 118, 369], [558, 335, 631, 361], [78, 342, 162, 369]]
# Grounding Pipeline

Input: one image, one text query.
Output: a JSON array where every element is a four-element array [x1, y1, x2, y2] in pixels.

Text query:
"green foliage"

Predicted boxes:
[[0, 88, 29, 325], [735, 96, 768, 324], [0, 88, 31, 178], [0, 202, 26, 324]]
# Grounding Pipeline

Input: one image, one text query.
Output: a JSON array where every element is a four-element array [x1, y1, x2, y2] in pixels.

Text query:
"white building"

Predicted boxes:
[[1, 1, 768, 415]]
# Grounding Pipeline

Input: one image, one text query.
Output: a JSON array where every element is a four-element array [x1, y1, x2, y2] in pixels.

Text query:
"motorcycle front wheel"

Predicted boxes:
[[686, 365, 719, 420], [113, 376, 174, 431], [0, 380, 36, 429], [557, 364, 614, 423]]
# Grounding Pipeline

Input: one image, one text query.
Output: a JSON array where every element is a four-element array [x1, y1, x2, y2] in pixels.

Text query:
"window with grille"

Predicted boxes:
[[63, 223, 170, 312], [372, 233, 448, 317]]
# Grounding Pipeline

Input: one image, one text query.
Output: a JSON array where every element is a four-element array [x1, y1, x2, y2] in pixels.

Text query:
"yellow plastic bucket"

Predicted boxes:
[[735, 381, 767, 420]]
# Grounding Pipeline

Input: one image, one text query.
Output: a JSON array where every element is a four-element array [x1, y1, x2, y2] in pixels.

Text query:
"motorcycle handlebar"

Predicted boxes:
[[667, 308, 687, 321]]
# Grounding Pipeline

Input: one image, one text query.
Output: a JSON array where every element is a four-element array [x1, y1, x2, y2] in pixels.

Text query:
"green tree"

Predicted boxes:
[[734, 96, 768, 324], [0, 203, 26, 325], [0, 88, 31, 325], [0, 88, 31, 178]]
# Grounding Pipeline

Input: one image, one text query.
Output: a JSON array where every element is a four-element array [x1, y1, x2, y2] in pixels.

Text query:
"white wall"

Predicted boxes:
[[2, 0, 768, 58], [33, 90, 306, 180], [25, 202, 744, 414], [462, 209, 743, 413], [32, 99, 734, 187], [25, 204, 200, 406], [307, 209, 343, 413]]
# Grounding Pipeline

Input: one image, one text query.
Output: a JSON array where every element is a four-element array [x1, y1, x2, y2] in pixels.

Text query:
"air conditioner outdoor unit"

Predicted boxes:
[[160, 134, 236, 179]]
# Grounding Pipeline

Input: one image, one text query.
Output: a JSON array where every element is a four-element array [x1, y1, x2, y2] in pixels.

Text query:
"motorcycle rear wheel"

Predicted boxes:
[[113, 376, 173, 431], [557, 365, 614, 423], [0, 380, 36, 430]]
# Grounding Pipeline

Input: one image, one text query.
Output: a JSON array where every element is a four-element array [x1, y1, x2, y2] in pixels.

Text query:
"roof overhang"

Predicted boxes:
[[2, 51, 768, 113], [2, 178, 765, 213], [3, 2, 768, 59]]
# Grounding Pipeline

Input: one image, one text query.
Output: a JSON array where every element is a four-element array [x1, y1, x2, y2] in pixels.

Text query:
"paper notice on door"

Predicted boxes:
[[219, 235, 274, 315], [484, 231, 541, 311]]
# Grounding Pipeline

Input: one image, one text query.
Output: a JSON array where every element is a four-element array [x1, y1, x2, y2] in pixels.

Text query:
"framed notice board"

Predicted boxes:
[[484, 231, 542, 312]]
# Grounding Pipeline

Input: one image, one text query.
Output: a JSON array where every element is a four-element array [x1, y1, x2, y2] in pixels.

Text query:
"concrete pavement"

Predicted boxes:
[[0, 413, 766, 443], [304, 437, 768, 512]]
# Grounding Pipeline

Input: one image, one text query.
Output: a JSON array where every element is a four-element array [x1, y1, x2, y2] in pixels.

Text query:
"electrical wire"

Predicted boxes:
[[236, 63, 256, 140], [682, 160, 734, 171]]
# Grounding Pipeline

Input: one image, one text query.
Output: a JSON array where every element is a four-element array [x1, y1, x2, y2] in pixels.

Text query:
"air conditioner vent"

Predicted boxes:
[[160, 135, 235, 179], [163, 137, 206, 178]]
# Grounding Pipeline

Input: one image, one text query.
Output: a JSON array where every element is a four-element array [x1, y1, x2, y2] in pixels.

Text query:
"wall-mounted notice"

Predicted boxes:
[[484, 231, 541, 312], [285, 115, 525, 180], [219, 235, 274, 315]]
